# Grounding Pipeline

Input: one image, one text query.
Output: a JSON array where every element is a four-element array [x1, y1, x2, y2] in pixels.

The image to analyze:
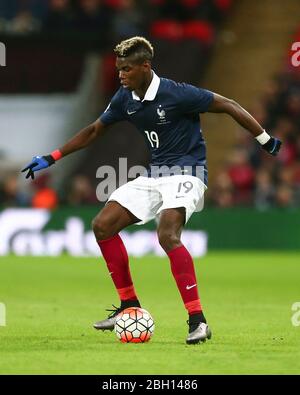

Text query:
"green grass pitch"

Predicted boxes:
[[0, 252, 299, 375]]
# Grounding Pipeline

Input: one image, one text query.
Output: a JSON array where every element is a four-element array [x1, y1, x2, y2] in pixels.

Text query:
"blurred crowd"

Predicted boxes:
[[1, 0, 299, 210], [2, 64, 300, 212], [1, 56, 300, 210], [1, 67, 300, 210], [0, 172, 99, 209], [0, 0, 232, 42], [209, 69, 300, 209]]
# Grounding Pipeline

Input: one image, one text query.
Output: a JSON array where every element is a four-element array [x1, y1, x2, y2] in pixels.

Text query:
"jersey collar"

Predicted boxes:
[[131, 71, 160, 102]]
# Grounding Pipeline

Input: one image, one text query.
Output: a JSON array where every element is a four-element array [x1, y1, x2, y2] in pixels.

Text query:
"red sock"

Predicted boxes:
[[98, 234, 138, 301], [167, 245, 202, 315]]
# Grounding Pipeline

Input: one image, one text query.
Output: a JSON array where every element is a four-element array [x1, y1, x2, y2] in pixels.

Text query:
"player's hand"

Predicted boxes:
[[21, 155, 55, 179], [261, 137, 282, 156]]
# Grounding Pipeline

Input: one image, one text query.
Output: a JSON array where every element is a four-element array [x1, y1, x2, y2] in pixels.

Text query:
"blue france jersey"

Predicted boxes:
[[100, 72, 213, 185]]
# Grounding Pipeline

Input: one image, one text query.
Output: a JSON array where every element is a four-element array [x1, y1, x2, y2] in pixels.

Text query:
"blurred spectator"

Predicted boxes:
[[275, 184, 295, 208], [3, 10, 41, 34], [43, 0, 75, 32], [65, 175, 98, 206], [226, 147, 255, 205], [0, 173, 30, 207], [254, 169, 275, 210], [209, 169, 234, 207], [31, 173, 58, 209], [285, 92, 300, 124], [277, 166, 295, 186], [74, 0, 112, 35], [112, 0, 146, 40]]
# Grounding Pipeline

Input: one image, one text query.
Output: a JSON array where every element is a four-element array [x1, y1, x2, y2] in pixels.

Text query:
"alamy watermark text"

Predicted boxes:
[[0, 42, 6, 66], [291, 302, 300, 327], [0, 303, 6, 326], [95, 158, 205, 202], [291, 42, 300, 67]]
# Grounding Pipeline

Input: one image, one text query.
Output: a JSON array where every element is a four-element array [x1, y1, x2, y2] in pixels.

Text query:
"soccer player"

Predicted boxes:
[[22, 36, 281, 344]]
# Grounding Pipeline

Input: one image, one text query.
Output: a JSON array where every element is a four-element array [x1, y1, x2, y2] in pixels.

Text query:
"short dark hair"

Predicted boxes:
[[114, 36, 154, 63]]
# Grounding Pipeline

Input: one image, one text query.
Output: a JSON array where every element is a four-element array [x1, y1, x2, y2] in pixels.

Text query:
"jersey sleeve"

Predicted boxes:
[[99, 89, 126, 125], [178, 83, 214, 114]]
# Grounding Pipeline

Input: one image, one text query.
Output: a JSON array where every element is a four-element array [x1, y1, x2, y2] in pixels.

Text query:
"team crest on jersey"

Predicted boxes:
[[157, 105, 169, 124]]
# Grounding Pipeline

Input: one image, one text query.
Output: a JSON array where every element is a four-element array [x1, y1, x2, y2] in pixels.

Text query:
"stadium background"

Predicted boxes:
[[0, 0, 300, 375]]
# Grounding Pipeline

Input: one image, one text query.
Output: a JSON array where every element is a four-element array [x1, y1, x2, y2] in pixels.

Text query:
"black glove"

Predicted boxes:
[[261, 137, 282, 156], [21, 155, 55, 180]]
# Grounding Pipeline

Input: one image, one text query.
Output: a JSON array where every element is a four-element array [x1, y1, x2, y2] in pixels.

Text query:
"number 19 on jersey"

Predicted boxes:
[[144, 130, 159, 148]]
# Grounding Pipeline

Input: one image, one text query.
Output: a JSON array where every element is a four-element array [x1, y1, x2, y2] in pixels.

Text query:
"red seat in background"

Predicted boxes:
[[150, 20, 183, 41], [214, 0, 233, 11], [103, 0, 122, 9], [183, 20, 214, 44]]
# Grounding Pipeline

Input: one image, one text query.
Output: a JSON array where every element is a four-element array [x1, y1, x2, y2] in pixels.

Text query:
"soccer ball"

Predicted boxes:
[[114, 307, 155, 343]]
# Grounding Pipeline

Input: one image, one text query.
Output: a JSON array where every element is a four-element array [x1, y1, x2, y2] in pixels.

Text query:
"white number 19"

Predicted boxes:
[[144, 130, 159, 148]]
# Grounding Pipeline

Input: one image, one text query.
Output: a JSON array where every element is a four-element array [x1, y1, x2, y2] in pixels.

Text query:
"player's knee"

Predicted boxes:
[[157, 230, 181, 252], [92, 216, 113, 240]]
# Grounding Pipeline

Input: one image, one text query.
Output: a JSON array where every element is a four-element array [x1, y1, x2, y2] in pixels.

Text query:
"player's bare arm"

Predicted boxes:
[[21, 119, 107, 179], [207, 93, 282, 155], [208, 93, 263, 136], [58, 119, 106, 157]]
